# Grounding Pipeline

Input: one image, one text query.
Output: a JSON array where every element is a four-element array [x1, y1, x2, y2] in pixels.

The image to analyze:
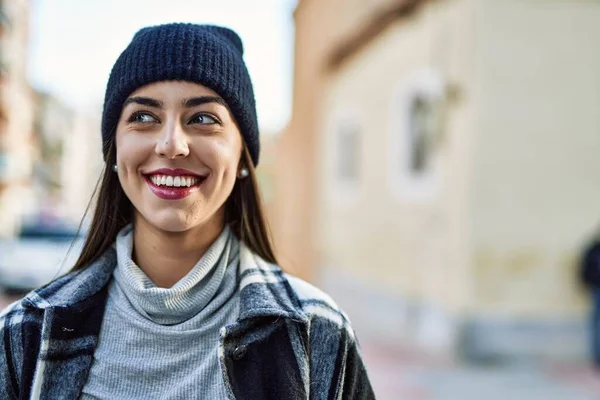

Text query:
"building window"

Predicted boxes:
[[391, 68, 446, 201], [325, 109, 362, 204], [407, 92, 442, 176], [408, 95, 429, 174], [337, 121, 359, 184]]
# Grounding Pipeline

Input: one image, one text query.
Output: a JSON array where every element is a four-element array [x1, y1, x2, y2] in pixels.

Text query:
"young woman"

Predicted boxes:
[[0, 23, 375, 399]]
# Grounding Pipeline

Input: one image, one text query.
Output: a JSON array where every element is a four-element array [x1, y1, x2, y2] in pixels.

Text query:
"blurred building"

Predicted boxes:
[[31, 92, 103, 226], [0, 0, 36, 237], [275, 0, 600, 361], [273, 0, 377, 279], [58, 111, 103, 226], [32, 91, 74, 212]]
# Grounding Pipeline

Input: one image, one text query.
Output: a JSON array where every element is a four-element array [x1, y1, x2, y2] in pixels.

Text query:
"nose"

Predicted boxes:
[[155, 120, 190, 159]]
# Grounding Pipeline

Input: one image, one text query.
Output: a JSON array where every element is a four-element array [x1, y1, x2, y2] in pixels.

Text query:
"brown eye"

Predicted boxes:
[[189, 113, 219, 125], [127, 112, 159, 124]]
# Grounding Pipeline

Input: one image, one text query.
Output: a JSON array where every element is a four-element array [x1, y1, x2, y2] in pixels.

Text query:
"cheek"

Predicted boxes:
[[116, 132, 152, 172], [194, 137, 241, 173]]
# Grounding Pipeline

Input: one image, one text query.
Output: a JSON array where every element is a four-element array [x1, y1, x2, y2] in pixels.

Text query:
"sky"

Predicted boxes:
[[28, 0, 297, 134]]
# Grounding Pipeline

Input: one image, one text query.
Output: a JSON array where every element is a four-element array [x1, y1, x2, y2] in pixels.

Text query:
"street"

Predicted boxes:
[[361, 341, 600, 400]]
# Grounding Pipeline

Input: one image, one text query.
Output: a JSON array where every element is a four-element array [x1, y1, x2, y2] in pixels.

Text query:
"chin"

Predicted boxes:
[[143, 209, 203, 233]]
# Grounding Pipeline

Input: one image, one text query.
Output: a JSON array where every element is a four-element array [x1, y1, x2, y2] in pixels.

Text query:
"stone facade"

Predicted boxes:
[[278, 0, 600, 361]]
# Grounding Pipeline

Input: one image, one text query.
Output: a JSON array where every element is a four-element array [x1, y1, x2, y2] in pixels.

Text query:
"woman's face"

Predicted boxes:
[[115, 81, 243, 233]]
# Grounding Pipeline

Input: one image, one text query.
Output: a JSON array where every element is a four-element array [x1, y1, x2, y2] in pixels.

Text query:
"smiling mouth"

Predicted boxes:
[[146, 174, 206, 188], [143, 173, 208, 200]]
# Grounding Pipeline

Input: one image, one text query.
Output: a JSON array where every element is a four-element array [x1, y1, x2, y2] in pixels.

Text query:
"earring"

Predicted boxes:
[[112, 164, 118, 173], [238, 168, 249, 179]]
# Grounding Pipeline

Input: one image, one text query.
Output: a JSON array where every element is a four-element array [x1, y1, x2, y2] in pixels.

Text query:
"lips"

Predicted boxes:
[[143, 168, 208, 200]]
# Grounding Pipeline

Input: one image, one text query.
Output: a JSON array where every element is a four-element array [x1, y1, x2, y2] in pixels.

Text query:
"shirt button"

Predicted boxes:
[[232, 345, 248, 361]]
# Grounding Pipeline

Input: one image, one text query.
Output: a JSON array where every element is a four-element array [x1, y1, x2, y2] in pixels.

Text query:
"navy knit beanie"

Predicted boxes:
[[101, 23, 260, 166]]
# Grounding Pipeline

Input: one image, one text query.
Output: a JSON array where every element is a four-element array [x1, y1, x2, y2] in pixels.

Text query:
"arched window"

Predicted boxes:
[[408, 94, 434, 175], [391, 68, 446, 201], [325, 109, 362, 204]]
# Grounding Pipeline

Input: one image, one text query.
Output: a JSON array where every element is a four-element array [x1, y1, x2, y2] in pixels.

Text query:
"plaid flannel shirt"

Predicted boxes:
[[0, 243, 375, 400]]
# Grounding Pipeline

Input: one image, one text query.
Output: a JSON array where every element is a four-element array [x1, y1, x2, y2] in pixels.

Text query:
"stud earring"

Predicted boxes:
[[238, 168, 249, 179], [112, 164, 118, 173]]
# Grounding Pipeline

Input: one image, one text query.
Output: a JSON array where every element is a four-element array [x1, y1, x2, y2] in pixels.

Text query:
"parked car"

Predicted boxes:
[[0, 223, 85, 295]]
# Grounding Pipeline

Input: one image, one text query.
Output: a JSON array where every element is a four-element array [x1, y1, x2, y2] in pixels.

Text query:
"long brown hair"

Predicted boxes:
[[71, 137, 277, 271]]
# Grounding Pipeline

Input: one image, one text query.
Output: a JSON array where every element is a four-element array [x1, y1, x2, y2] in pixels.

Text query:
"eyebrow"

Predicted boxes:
[[123, 96, 163, 109], [182, 96, 228, 109], [122, 96, 228, 110]]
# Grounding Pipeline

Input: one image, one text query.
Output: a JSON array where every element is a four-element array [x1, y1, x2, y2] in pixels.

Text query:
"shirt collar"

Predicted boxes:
[[23, 247, 117, 309], [236, 242, 307, 323]]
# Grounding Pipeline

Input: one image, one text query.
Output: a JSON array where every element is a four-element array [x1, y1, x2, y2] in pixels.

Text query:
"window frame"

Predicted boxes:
[[389, 68, 446, 202], [325, 108, 363, 205]]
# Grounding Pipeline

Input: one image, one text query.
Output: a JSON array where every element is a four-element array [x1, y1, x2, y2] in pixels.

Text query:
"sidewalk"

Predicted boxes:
[[361, 341, 600, 400]]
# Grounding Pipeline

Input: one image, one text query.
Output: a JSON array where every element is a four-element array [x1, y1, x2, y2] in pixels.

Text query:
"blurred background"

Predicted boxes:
[[1, 0, 600, 398]]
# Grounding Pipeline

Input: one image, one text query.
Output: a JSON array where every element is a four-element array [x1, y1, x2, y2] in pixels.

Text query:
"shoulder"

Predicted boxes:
[[284, 273, 355, 338], [23, 248, 116, 309], [237, 244, 355, 339], [0, 299, 28, 393], [0, 298, 31, 360], [0, 298, 27, 328]]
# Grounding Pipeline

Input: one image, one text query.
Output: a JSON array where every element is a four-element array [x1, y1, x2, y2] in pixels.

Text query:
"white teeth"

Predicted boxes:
[[149, 174, 202, 187]]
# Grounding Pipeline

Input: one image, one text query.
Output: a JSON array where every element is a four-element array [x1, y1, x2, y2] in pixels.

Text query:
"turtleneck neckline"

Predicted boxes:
[[113, 224, 236, 325]]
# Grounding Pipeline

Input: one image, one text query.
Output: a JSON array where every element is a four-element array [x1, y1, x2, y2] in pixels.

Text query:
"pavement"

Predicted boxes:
[[360, 341, 600, 400]]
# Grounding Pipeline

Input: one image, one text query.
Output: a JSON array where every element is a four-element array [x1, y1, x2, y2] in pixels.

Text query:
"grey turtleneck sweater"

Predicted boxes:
[[79, 225, 240, 400]]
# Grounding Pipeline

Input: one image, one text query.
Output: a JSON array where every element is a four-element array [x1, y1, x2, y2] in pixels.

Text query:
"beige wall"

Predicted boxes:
[[318, 0, 474, 314], [318, 0, 600, 322], [311, 0, 477, 354], [283, 0, 597, 359], [273, 0, 405, 280], [470, 0, 600, 318]]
